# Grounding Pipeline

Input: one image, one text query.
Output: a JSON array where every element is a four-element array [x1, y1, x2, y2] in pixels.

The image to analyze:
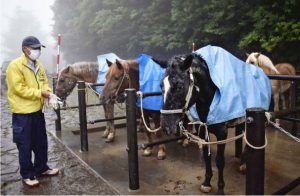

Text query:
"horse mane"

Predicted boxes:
[[70, 61, 98, 75], [254, 53, 280, 74], [61, 61, 99, 83]]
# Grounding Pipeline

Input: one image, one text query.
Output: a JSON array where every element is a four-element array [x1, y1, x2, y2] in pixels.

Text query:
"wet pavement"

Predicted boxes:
[[1, 88, 299, 195], [0, 94, 119, 195]]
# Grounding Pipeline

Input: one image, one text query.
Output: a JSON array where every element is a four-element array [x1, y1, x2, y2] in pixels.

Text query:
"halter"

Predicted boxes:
[[160, 67, 195, 117], [113, 69, 132, 99]]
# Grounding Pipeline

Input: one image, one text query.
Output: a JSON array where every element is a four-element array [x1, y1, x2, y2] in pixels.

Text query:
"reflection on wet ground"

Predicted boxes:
[[2, 89, 299, 195]]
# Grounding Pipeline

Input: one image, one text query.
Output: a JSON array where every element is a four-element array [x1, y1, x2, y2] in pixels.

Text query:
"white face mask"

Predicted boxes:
[[29, 49, 41, 60]]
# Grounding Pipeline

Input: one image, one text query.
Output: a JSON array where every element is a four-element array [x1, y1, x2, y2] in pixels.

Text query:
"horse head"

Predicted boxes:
[[159, 54, 196, 135], [100, 59, 133, 104], [55, 65, 78, 101], [246, 52, 279, 74]]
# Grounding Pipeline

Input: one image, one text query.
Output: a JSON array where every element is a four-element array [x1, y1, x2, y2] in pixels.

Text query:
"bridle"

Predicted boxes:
[[112, 69, 132, 102], [160, 67, 197, 121]]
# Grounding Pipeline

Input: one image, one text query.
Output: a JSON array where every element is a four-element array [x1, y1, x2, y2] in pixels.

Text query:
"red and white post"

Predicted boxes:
[[56, 34, 61, 75]]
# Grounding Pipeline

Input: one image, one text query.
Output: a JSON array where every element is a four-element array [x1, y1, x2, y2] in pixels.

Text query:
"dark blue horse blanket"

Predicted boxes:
[[193, 45, 271, 124]]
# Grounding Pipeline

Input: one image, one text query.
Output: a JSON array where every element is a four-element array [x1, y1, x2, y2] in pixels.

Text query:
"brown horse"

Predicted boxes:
[[100, 59, 167, 160], [55, 62, 117, 143], [246, 53, 296, 111]]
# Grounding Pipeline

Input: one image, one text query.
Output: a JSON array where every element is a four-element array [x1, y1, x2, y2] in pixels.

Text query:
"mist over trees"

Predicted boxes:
[[1, 6, 56, 73], [1, 7, 46, 59], [52, 0, 300, 70]]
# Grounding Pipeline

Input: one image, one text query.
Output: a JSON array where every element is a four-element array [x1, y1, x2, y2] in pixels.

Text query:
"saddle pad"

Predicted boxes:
[[95, 53, 121, 93], [194, 45, 271, 125], [135, 54, 165, 111]]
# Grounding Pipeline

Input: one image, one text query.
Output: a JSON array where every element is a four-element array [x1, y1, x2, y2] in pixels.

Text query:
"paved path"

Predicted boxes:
[[0, 95, 119, 195]]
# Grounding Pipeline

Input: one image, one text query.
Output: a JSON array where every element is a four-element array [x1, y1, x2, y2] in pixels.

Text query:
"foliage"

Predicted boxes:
[[52, 0, 300, 70]]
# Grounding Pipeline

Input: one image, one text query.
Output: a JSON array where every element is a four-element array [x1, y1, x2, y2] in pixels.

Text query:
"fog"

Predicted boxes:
[[0, 0, 58, 74]]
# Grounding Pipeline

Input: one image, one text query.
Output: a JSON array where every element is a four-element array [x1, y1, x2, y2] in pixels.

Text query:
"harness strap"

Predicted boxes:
[[160, 67, 194, 116]]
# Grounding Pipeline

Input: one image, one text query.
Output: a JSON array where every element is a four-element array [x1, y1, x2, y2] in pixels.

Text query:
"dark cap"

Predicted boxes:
[[22, 36, 46, 49]]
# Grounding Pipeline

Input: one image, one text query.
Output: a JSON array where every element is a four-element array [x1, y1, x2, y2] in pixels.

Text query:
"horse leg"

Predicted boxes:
[[272, 92, 281, 125], [103, 104, 115, 143], [214, 126, 228, 195], [199, 126, 213, 193], [273, 92, 280, 112], [153, 113, 166, 160], [142, 113, 153, 156], [102, 104, 110, 138], [281, 94, 287, 110]]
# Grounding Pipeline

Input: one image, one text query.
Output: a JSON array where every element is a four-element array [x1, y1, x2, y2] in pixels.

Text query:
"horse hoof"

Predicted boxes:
[[182, 139, 189, 147], [239, 163, 246, 174], [138, 127, 145, 133], [102, 129, 109, 138], [105, 133, 115, 143], [275, 119, 280, 126], [157, 151, 166, 160], [177, 139, 183, 144], [200, 184, 212, 193], [142, 148, 152, 156], [216, 190, 225, 195]]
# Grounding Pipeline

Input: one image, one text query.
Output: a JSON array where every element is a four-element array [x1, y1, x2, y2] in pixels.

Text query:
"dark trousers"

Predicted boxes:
[[12, 111, 49, 179]]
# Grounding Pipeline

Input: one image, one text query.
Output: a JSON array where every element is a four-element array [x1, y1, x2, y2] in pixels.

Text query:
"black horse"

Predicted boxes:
[[156, 53, 244, 195]]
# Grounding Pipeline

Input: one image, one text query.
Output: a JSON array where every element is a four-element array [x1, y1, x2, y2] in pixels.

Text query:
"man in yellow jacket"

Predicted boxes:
[[6, 36, 59, 187]]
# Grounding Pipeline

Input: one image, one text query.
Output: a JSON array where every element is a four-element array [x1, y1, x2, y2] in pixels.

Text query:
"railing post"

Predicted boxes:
[[52, 77, 61, 131], [78, 81, 88, 152], [290, 81, 297, 136], [246, 108, 265, 195], [125, 88, 140, 191]]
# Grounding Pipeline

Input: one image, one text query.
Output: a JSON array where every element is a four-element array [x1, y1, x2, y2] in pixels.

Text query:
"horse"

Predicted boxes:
[[246, 52, 296, 111], [155, 45, 271, 194], [100, 59, 167, 160], [54, 62, 117, 143]]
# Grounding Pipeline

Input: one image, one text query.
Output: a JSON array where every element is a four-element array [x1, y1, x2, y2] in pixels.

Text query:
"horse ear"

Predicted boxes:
[[180, 54, 194, 71], [116, 59, 123, 70], [106, 59, 112, 67], [255, 53, 261, 58], [64, 65, 71, 73], [152, 58, 168, 68]]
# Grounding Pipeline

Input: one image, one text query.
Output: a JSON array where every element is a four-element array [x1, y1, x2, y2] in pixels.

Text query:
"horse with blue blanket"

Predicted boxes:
[[100, 54, 168, 160], [155, 45, 271, 194]]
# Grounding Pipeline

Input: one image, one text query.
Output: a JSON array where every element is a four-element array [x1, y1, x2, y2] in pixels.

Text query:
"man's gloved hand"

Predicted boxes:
[[48, 93, 63, 109]]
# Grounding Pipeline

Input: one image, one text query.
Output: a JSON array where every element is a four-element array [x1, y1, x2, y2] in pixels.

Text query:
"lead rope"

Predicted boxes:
[[242, 113, 268, 149], [136, 91, 161, 133], [179, 120, 245, 150], [265, 112, 300, 143]]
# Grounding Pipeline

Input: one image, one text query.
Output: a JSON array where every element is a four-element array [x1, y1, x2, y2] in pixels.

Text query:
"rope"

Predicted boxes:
[[265, 111, 299, 143], [243, 129, 268, 149], [183, 121, 245, 149], [86, 83, 101, 96], [136, 91, 161, 133], [86, 82, 125, 111]]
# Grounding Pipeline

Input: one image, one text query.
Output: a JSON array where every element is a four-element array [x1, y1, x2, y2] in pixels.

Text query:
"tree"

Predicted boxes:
[[52, 0, 300, 70]]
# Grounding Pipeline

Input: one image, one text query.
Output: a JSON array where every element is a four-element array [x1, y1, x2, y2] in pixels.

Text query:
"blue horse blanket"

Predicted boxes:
[[193, 45, 271, 124], [136, 54, 165, 111], [95, 53, 121, 93]]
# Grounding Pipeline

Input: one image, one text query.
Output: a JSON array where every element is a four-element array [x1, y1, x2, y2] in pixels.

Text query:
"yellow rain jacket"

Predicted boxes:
[[6, 54, 52, 114]]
